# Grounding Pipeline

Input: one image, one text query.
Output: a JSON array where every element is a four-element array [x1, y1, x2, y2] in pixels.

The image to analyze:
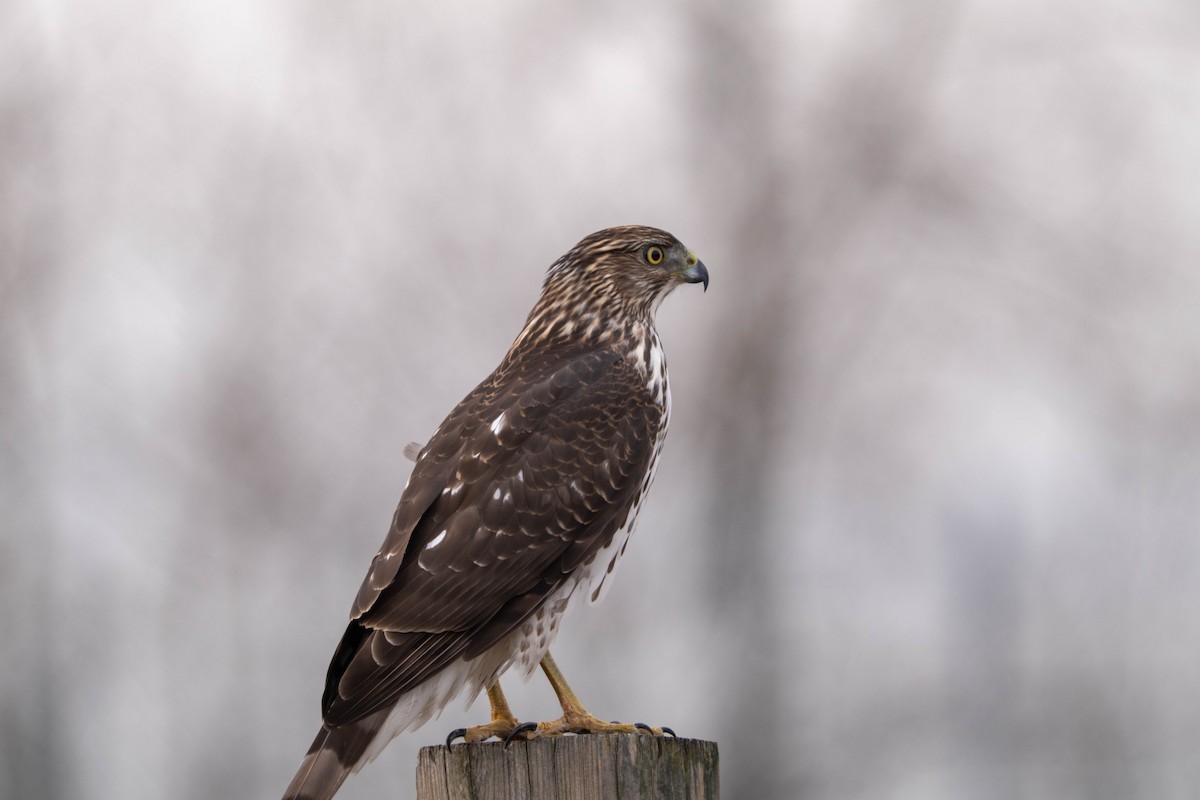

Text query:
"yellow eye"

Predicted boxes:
[[644, 245, 665, 266]]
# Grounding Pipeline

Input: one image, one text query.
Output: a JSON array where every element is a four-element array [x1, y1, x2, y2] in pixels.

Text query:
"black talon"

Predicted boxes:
[[446, 728, 467, 747], [662, 726, 676, 737], [634, 722, 653, 734], [504, 721, 539, 748]]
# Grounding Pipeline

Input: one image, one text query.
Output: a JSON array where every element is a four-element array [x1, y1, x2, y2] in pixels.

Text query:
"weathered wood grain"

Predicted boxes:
[[416, 735, 719, 800]]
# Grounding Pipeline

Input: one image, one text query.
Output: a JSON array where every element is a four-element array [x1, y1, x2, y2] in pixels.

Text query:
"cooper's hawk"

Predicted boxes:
[[282, 226, 709, 800]]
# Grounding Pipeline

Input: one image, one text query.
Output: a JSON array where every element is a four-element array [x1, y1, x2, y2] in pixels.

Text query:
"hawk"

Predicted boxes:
[[282, 226, 709, 800]]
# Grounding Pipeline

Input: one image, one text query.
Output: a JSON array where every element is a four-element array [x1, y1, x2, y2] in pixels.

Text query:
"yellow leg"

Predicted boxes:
[[445, 680, 522, 745], [510, 651, 673, 739], [486, 682, 517, 724], [540, 652, 593, 719]]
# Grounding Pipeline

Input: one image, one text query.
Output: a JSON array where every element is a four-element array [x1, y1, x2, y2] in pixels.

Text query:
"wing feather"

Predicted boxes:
[[323, 346, 659, 726]]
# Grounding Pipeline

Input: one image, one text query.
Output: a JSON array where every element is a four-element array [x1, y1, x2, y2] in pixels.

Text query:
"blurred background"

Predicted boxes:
[[3, 1, 1200, 798]]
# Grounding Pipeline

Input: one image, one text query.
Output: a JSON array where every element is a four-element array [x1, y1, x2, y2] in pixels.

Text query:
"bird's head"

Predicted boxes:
[[542, 225, 709, 319], [509, 226, 708, 354]]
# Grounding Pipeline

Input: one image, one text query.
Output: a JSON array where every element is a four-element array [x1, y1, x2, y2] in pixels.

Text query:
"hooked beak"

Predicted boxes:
[[678, 259, 710, 292]]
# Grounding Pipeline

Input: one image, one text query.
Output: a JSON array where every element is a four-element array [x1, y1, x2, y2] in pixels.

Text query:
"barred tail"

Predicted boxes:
[[280, 711, 387, 800]]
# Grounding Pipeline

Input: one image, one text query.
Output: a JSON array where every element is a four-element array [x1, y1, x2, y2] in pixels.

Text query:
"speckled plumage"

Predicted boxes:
[[282, 226, 707, 800]]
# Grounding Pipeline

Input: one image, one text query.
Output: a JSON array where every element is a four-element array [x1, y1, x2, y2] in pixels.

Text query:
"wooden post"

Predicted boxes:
[[416, 735, 719, 800]]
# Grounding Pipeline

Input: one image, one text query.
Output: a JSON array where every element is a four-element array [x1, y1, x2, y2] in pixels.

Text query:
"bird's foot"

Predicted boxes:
[[503, 711, 676, 745], [445, 715, 524, 747]]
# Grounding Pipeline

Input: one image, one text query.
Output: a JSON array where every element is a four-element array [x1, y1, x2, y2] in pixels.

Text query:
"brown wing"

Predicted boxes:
[[321, 346, 659, 726]]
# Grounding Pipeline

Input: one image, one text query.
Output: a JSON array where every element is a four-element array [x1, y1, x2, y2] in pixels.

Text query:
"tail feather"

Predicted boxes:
[[282, 634, 514, 799], [281, 711, 387, 800]]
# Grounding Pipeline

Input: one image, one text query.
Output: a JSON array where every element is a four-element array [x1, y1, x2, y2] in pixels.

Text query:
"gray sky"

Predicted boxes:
[[3, 2, 1200, 799]]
